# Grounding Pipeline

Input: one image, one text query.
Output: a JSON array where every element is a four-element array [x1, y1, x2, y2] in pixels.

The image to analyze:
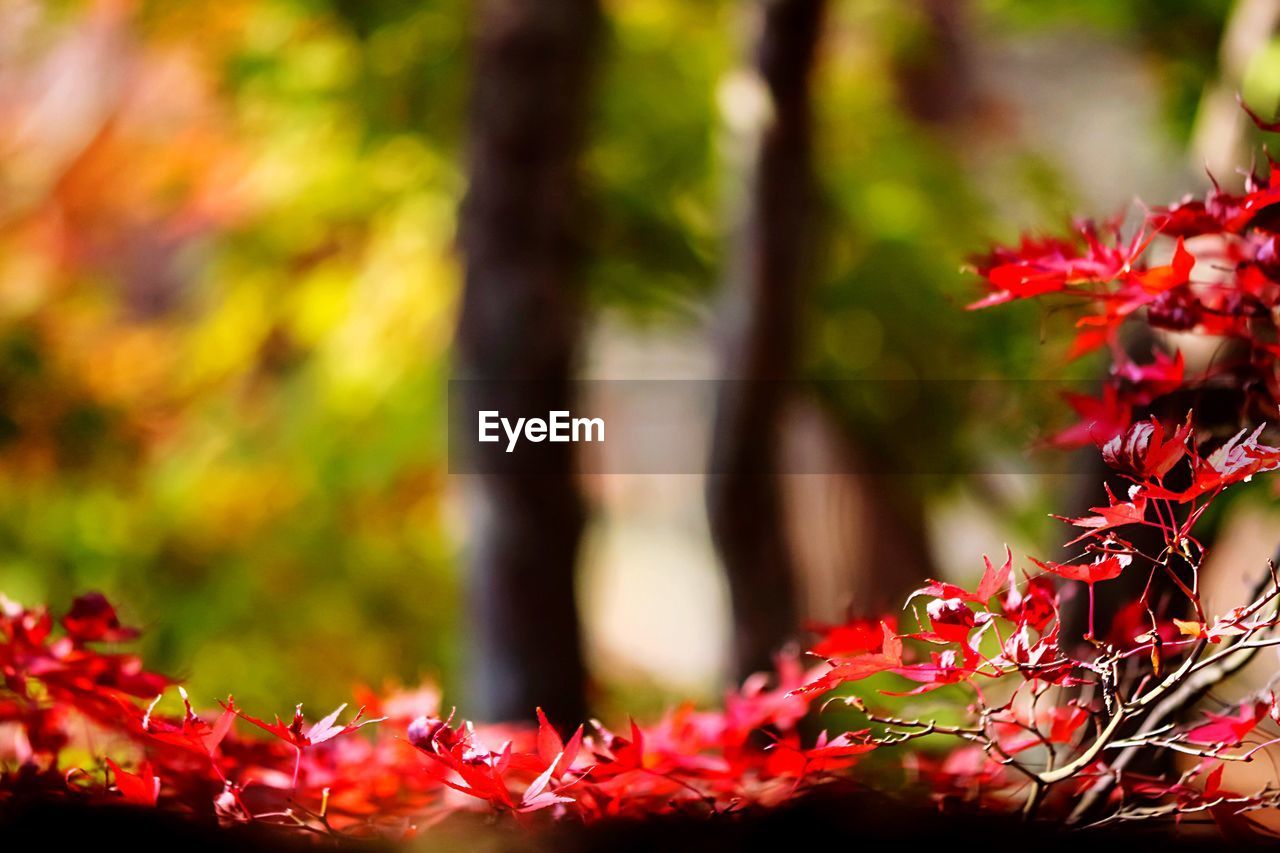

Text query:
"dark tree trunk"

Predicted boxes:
[[455, 0, 602, 727], [825, 0, 974, 617], [708, 0, 826, 682], [849, 473, 936, 613], [893, 0, 976, 125]]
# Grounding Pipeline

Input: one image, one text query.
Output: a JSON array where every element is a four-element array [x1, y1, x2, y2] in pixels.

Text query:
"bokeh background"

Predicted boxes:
[[3, 0, 1280, 719]]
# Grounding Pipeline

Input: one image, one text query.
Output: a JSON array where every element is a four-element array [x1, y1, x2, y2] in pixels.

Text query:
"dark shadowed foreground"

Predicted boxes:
[[0, 788, 1262, 851]]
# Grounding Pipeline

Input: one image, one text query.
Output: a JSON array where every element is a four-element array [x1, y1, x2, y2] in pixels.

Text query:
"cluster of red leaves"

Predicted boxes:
[[934, 116, 1280, 830], [969, 109, 1280, 449], [5, 419, 1280, 838], [0, 591, 888, 838], [794, 416, 1280, 831]]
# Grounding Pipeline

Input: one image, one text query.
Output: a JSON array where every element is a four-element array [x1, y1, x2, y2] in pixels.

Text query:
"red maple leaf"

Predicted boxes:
[[1100, 417, 1192, 479], [61, 593, 140, 644], [106, 758, 159, 806], [806, 617, 895, 658], [1002, 573, 1058, 633], [1132, 236, 1195, 294], [792, 625, 903, 696], [1110, 350, 1185, 405], [908, 548, 1012, 607], [534, 706, 584, 779], [1031, 553, 1128, 585], [1060, 483, 1148, 543], [888, 649, 976, 695], [1147, 425, 1280, 501], [966, 222, 1138, 310], [222, 699, 382, 750], [1185, 700, 1269, 746], [1051, 386, 1132, 449]]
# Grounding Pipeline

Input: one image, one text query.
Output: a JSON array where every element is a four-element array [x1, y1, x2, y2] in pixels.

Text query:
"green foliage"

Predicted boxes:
[[0, 0, 465, 708]]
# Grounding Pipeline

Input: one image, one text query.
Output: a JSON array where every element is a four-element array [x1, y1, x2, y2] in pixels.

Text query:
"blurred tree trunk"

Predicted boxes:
[[893, 0, 977, 125], [844, 470, 936, 612], [816, 0, 979, 616], [708, 0, 825, 682], [780, 405, 938, 620], [455, 0, 601, 727]]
